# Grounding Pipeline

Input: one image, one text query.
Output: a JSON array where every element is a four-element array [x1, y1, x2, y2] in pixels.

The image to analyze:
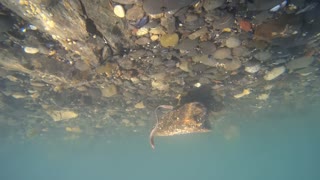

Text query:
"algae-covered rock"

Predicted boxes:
[[160, 33, 179, 48]]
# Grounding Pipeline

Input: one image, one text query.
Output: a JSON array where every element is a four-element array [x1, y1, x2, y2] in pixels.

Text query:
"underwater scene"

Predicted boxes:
[[0, 0, 320, 180]]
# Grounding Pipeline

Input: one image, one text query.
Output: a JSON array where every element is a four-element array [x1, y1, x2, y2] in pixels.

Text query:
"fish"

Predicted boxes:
[[149, 105, 174, 149]]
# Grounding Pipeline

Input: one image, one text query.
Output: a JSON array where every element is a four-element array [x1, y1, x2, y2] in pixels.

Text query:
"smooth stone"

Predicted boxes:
[[218, 59, 242, 71], [226, 37, 241, 48], [213, 48, 232, 60], [136, 27, 149, 36], [161, 16, 176, 34], [188, 27, 208, 40], [24, 47, 39, 54], [135, 101, 145, 109], [199, 41, 216, 55], [176, 38, 198, 51], [126, 5, 144, 21], [286, 56, 314, 71], [232, 47, 250, 57], [160, 33, 179, 48], [192, 55, 219, 67], [114, 5, 125, 18], [264, 66, 286, 80], [100, 84, 117, 97], [177, 60, 191, 72], [135, 37, 150, 45], [244, 61, 261, 73], [254, 51, 272, 62]]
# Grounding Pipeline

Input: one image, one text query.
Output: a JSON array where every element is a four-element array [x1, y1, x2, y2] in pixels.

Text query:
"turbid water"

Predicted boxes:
[[1, 104, 319, 180]]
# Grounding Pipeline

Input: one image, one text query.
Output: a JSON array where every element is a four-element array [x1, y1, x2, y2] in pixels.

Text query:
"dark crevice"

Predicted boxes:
[[78, 0, 104, 38]]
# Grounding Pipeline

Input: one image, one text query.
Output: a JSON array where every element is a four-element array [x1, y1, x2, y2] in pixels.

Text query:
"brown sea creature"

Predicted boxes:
[[149, 102, 210, 149], [150, 105, 174, 149]]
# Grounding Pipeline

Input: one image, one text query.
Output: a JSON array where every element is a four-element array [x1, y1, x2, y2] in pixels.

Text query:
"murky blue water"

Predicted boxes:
[[1, 105, 319, 180]]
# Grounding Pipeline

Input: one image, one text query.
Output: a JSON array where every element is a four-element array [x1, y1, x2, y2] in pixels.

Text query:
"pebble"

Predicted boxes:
[[150, 35, 159, 41], [176, 39, 198, 51], [177, 60, 191, 72], [135, 37, 150, 45], [161, 16, 176, 34], [46, 110, 78, 121], [100, 84, 118, 97], [232, 46, 250, 57], [126, 5, 144, 21], [286, 56, 314, 72], [234, 89, 251, 99], [188, 27, 208, 40], [254, 51, 272, 62], [225, 37, 241, 48], [257, 93, 269, 100], [184, 14, 205, 30], [160, 33, 179, 48], [24, 47, 39, 54], [151, 80, 169, 91], [199, 41, 216, 55], [218, 59, 242, 71], [114, 5, 125, 18], [192, 55, 219, 67], [213, 48, 232, 60], [244, 61, 261, 73], [11, 92, 27, 99], [134, 101, 145, 109], [136, 27, 149, 36], [264, 66, 286, 80]]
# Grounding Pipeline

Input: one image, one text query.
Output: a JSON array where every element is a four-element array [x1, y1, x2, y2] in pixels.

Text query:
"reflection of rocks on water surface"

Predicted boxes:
[[0, 0, 319, 140]]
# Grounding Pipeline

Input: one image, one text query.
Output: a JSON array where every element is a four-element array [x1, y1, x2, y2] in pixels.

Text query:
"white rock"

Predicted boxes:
[[136, 27, 149, 36], [24, 47, 39, 54], [114, 5, 125, 18], [245, 63, 261, 73], [264, 66, 286, 80]]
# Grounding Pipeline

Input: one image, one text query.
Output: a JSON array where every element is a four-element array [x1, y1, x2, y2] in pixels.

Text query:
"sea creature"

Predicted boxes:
[[149, 102, 210, 149], [149, 105, 174, 149]]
